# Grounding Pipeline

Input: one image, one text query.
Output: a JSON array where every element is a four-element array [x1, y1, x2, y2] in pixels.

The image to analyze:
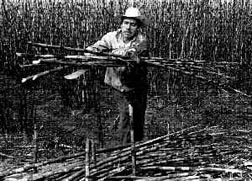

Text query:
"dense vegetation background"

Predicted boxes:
[[0, 0, 252, 166]]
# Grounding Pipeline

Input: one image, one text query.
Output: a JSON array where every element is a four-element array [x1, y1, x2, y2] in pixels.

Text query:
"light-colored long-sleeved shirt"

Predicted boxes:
[[87, 29, 148, 92]]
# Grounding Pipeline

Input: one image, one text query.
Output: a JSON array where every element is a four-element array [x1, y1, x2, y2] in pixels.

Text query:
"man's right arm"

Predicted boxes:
[[86, 33, 112, 53]]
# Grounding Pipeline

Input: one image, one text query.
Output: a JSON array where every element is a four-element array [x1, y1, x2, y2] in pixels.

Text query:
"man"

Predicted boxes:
[[86, 7, 149, 145]]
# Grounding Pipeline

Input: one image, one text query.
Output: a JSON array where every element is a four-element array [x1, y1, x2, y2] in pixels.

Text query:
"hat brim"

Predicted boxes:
[[121, 15, 149, 26]]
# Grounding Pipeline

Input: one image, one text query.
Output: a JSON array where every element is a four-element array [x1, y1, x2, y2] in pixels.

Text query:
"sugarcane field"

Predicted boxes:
[[1, 0, 252, 180]]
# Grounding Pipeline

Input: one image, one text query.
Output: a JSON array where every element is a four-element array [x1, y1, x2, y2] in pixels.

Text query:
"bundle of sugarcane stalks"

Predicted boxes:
[[16, 42, 251, 98], [2, 124, 252, 180]]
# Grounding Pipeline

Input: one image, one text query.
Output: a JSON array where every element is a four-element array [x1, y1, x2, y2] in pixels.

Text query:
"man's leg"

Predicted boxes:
[[115, 88, 147, 144], [115, 91, 131, 145], [131, 88, 148, 142]]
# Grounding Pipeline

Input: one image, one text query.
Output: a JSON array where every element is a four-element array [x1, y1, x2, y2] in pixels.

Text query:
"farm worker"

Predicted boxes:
[[86, 7, 149, 145]]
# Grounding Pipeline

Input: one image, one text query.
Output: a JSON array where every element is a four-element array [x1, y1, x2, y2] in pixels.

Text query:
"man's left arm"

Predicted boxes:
[[135, 37, 149, 57], [127, 36, 149, 63]]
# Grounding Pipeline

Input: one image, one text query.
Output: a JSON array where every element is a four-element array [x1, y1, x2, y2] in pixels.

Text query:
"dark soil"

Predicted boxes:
[[0, 70, 252, 174]]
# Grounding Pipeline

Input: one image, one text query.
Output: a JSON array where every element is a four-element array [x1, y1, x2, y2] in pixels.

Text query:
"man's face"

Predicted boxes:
[[121, 18, 139, 41]]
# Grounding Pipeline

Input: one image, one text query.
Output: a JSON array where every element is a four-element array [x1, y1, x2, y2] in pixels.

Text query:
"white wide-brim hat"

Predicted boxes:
[[121, 7, 149, 26]]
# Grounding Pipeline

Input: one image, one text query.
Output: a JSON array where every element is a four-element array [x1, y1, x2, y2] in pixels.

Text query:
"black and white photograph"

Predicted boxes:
[[0, 0, 252, 180]]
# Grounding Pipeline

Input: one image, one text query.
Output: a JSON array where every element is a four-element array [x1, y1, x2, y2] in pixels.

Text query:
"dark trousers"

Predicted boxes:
[[115, 88, 148, 145]]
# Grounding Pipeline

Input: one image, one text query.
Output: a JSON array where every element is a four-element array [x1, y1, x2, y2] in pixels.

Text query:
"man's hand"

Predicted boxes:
[[125, 48, 141, 63], [112, 47, 142, 63], [84, 46, 102, 57], [125, 48, 136, 57]]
